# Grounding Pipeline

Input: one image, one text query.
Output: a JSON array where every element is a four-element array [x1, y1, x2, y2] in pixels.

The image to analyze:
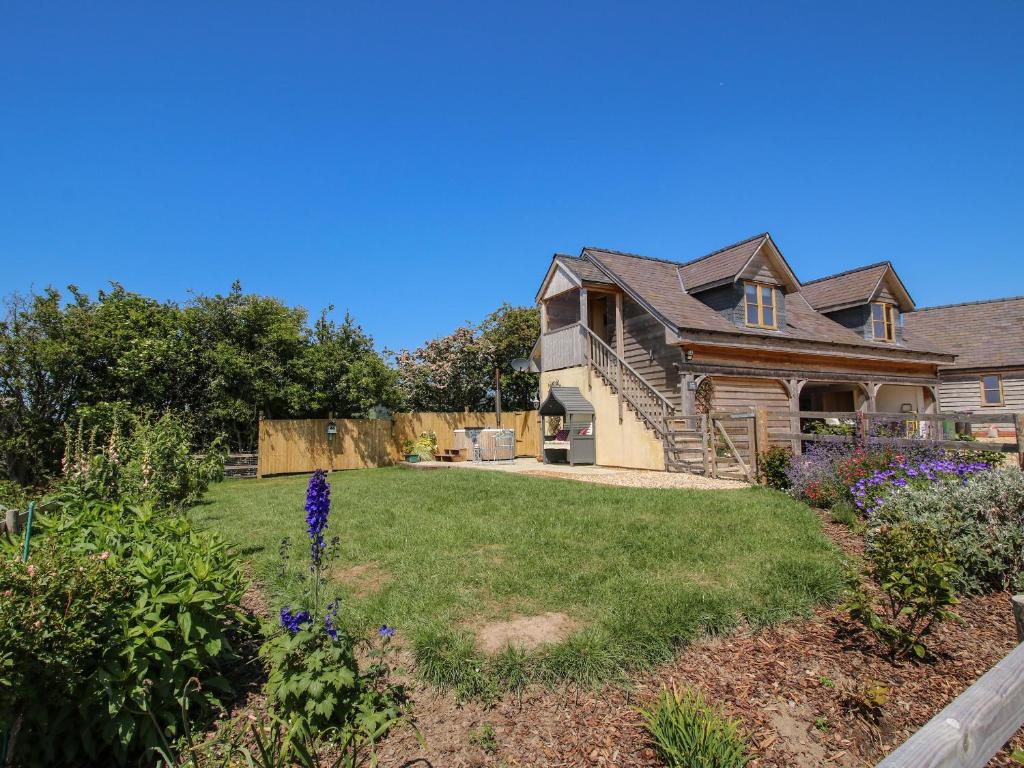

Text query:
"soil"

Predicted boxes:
[[219, 514, 1024, 767], [475, 612, 580, 654], [333, 561, 390, 597]]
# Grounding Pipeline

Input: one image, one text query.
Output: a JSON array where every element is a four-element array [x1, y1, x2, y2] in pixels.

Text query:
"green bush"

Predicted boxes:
[[757, 446, 792, 490], [638, 685, 751, 768], [1, 499, 248, 766], [869, 468, 1024, 593], [830, 501, 860, 529], [846, 524, 960, 659], [59, 409, 225, 510]]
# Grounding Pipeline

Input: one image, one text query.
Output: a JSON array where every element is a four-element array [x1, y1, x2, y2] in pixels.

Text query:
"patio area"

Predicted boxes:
[[401, 456, 747, 490]]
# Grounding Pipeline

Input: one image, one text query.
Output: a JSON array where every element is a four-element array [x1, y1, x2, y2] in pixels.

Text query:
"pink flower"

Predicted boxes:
[[26, 564, 36, 577], [99, 551, 110, 561]]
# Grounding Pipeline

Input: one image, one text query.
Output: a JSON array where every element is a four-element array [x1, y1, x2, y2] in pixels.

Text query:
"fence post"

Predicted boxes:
[[1015, 414, 1024, 470], [754, 406, 769, 452]]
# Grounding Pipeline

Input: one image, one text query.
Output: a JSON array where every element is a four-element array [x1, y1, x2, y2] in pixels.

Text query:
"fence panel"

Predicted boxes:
[[258, 411, 540, 477]]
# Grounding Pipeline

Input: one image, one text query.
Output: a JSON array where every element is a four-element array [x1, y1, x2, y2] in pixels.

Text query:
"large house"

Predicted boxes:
[[532, 233, 960, 471], [903, 297, 1024, 437]]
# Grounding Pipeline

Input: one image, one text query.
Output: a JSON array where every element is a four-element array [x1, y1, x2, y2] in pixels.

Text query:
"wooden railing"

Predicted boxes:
[[540, 323, 585, 371], [765, 409, 1024, 464], [582, 326, 676, 436]]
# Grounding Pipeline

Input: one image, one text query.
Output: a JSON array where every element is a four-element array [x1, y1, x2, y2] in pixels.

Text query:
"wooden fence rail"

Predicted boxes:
[[876, 597, 1024, 767], [257, 411, 541, 477], [762, 409, 1024, 467]]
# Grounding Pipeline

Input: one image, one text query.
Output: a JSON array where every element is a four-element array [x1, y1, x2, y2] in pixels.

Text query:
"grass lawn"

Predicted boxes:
[[193, 467, 844, 697]]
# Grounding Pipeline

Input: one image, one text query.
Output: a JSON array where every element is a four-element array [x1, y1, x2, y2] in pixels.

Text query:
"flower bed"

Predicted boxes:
[[851, 457, 991, 516]]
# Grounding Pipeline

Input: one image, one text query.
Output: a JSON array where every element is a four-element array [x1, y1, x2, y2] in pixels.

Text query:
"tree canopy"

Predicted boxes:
[[1, 282, 540, 486]]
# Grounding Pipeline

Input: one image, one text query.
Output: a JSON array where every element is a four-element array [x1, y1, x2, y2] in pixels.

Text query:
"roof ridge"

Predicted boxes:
[[803, 261, 891, 286], [582, 232, 768, 269], [912, 295, 1024, 312]]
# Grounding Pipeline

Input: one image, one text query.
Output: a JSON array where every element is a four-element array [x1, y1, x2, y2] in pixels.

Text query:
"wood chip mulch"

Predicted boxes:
[[376, 513, 1024, 768]]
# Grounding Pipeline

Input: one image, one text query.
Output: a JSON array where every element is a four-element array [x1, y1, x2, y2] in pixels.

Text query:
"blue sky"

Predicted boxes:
[[2, 2, 1021, 352]]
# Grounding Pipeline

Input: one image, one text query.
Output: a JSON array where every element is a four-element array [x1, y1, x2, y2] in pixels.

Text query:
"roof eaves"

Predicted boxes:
[[581, 250, 680, 335]]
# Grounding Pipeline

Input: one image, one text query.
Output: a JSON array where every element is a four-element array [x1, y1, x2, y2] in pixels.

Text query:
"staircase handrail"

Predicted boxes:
[[581, 325, 676, 434]]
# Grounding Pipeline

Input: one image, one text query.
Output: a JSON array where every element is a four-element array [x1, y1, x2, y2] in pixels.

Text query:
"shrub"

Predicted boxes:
[[757, 446, 792, 490], [851, 457, 990, 517], [830, 501, 860, 529], [1, 499, 248, 766], [869, 468, 1024, 593], [58, 410, 225, 510], [638, 685, 751, 768], [846, 524, 960, 659]]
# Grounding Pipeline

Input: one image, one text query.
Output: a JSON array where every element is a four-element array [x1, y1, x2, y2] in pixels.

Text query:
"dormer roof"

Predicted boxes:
[[802, 262, 915, 313]]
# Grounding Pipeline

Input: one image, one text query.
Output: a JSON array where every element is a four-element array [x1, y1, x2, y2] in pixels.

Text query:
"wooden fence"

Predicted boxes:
[[257, 411, 540, 477], [875, 596, 1024, 767], [762, 409, 1024, 467]]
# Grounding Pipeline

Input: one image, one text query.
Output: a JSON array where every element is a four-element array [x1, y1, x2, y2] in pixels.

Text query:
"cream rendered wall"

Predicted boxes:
[[540, 366, 665, 471]]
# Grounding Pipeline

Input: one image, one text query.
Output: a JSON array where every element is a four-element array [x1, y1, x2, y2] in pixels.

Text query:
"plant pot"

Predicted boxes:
[[405, 454, 420, 463]]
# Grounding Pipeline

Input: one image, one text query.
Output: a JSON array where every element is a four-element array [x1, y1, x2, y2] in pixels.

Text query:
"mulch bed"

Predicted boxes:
[[375, 513, 1024, 767]]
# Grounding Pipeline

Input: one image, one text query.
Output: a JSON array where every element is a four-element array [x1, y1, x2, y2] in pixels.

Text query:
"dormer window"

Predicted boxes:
[[871, 302, 896, 341], [744, 281, 777, 329]]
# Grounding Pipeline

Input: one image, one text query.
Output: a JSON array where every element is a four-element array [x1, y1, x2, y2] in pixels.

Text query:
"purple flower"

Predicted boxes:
[[280, 608, 312, 634], [378, 624, 395, 639], [324, 600, 339, 640], [305, 469, 331, 567]]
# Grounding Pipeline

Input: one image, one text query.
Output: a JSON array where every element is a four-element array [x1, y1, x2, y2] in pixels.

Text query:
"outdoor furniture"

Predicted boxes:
[[494, 429, 515, 463], [539, 386, 595, 465], [453, 427, 517, 462]]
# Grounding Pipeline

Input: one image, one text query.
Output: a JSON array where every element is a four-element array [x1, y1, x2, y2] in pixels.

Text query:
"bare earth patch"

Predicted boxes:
[[477, 612, 580, 654], [332, 561, 389, 598]]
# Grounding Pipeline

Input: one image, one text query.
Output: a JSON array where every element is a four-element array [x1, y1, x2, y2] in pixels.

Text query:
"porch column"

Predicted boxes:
[[925, 385, 939, 439], [580, 287, 590, 389], [783, 378, 806, 455], [681, 373, 696, 417], [865, 382, 881, 412], [615, 292, 624, 423]]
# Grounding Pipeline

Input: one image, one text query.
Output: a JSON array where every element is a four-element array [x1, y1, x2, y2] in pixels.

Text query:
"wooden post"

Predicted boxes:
[[615, 292, 624, 423], [1015, 413, 1024, 470], [747, 414, 758, 482], [754, 406, 769, 457], [785, 378, 804, 455], [700, 413, 710, 476], [1013, 595, 1024, 643]]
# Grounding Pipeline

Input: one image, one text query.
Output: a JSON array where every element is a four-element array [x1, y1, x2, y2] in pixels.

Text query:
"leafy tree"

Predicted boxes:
[[393, 304, 539, 413]]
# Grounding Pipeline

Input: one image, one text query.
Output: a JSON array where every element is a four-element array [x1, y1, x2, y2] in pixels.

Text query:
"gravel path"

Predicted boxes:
[[529, 467, 748, 490]]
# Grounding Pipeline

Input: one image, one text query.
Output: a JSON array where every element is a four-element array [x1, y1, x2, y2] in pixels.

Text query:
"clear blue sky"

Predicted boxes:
[[2, 2, 1021, 352]]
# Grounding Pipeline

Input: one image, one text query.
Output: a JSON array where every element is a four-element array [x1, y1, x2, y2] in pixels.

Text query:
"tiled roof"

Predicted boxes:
[[677, 234, 768, 290], [903, 297, 1024, 370], [572, 240, 948, 359], [555, 255, 613, 285], [802, 263, 892, 311]]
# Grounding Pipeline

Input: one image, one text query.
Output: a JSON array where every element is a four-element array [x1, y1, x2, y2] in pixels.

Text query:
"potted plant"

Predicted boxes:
[[402, 439, 420, 463]]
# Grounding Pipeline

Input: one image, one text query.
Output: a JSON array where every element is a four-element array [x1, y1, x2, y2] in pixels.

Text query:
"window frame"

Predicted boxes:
[[871, 302, 897, 342], [743, 281, 778, 330], [980, 374, 1004, 407]]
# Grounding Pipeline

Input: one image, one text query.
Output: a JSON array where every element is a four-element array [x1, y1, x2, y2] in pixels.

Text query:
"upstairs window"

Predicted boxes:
[[981, 374, 1004, 406], [744, 281, 777, 329], [871, 302, 897, 341]]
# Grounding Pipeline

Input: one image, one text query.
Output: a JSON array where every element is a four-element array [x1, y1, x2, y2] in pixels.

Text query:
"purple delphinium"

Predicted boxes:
[[305, 469, 331, 567], [280, 608, 312, 634], [324, 600, 339, 640]]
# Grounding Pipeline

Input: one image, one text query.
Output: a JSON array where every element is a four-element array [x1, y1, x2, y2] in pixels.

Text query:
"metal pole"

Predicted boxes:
[[495, 367, 502, 427], [21, 501, 35, 563]]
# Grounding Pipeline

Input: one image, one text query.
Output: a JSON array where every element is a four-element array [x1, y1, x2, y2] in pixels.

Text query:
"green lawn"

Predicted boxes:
[[193, 468, 844, 696]]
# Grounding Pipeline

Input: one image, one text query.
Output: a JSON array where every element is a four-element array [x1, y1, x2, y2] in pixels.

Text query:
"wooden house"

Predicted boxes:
[[533, 233, 956, 471], [903, 297, 1024, 438]]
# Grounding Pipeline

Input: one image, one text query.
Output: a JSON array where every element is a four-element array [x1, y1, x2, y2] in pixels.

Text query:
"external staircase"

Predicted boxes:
[[580, 326, 752, 481]]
